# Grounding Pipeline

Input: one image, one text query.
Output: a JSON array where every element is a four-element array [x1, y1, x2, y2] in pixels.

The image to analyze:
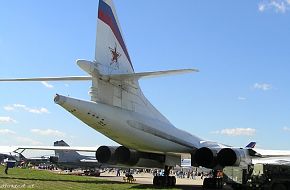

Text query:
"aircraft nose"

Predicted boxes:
[[54, 94, 67, 105]]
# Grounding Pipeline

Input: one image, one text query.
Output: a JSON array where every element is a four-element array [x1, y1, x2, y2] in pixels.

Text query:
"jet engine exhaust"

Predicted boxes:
[[115, 146, 139, 165], [96, 146, 117, 164], [217, 148, 237, 166], [193, 147, 217, 168]]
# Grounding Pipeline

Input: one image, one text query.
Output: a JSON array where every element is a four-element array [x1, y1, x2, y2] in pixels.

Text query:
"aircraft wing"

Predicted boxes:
[[105, 69, 198, 80], [252, 157, 290, 165], [249, 148, 290, 165], [0, 76, 92, 82], [0, 146, 20, 154], [13, 146, 99, 153], [253, 148, 290, 157]]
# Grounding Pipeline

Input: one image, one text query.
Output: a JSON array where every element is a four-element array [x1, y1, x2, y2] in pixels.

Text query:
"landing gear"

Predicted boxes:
[[153, 176, 176, 186], [203, 169, 224, 189], [153, 166, 176, 187]]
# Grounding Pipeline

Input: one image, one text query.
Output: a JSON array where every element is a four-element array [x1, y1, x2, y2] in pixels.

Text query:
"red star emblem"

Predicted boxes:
[[109, 44, 121, 65]]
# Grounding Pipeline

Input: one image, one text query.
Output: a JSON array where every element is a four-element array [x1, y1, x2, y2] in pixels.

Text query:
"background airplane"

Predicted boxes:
[[0, 146, 21, 162], [52, 140, 101, 170], [245, 142, 256, 149]]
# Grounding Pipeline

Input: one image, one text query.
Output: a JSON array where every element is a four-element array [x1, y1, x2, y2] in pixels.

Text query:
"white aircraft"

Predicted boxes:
[[1, 0, 290, 187], [0, 146, 20, 162]]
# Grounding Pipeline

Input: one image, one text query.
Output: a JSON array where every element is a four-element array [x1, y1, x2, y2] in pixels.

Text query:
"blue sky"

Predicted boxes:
[[0, 0, 290, 153]]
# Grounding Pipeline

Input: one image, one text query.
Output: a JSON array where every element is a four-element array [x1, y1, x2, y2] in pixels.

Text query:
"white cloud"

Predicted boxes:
[[0, 129, 16, 135], [27, 107, 49, 114], [271, 0, 288, 12], [0, 116, 17, 124], [41, 81, 54, 89], [15, 136, 42, 145], [3, 106, 15, 111], [30, 129, 66, 138], [212, 128, 256, 136], [259, 3, 266, 11], [13, 104, 26, 108], [4, 104, 50, 114], [258, 0, 290, 13], [238, 96, 247, 101], [0, 129, 43, 145], [253, 83, 272, 91], [283, 126, 290, 132]]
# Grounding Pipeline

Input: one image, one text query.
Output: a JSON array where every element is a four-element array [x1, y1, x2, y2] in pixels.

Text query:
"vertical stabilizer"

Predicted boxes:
[[245, 142, 256, 149], [86, 0, 169, 122], [88, 0, 140, 109], [54, 140, 83, 162], [95, 0, 134, 75]]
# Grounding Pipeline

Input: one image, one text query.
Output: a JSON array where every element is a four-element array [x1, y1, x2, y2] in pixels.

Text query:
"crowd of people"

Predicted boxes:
[[106, 167, 209, 181], [1, 157, 212, 182]]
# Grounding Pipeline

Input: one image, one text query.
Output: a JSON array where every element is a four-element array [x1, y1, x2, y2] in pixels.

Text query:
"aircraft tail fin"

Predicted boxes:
[[95, 0, 134, 75], [245, 142, 256, 148], [54, 140, 83, 162], [0, 0, 197, 117]]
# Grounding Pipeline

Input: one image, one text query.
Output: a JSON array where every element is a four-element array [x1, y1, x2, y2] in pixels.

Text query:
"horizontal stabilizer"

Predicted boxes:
[[0, 76, 92, 82], [0, 69, 197, 82], [104, 69, 198, 81]]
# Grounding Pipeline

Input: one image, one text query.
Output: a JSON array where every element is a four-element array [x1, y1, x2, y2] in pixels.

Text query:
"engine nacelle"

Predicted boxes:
[[115, 146, 140, 166], [217, 148, 251, 167], [96, 145, 168, 168], [192, 147, 219, 168], [96, 146, 118, 164]]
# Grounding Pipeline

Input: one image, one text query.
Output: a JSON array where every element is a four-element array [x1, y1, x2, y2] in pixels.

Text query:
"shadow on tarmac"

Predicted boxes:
[[131, 184, 203, 190]]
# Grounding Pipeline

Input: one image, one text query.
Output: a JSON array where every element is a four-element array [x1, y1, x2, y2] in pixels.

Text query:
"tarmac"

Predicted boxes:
[[55, 170, 233, 189], [97, 171, 233, 190], [100, 171, 203, 185]]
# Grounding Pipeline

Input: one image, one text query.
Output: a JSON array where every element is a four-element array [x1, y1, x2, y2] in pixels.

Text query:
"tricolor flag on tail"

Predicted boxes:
[[96, 0, 134, 74]]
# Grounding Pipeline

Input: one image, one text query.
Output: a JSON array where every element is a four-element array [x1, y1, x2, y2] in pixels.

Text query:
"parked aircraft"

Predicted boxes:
[[2, 0, 290, 187], [52, 140, 101, 170], [0, 146, 20, 162], [0, 146, 50, 165]]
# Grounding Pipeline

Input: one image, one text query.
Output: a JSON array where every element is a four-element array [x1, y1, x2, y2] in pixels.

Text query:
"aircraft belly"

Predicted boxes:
[[94, 113, 192, 153], [79, 110, 190, 153], [75, 111, 190, 153], [114, 126, 191, 153], [56, 95, 194, 154]]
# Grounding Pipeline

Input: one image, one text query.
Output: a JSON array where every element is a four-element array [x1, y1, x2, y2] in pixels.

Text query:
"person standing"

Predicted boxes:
[[4, 162, 8, 174], [116, 168, 121, 176]]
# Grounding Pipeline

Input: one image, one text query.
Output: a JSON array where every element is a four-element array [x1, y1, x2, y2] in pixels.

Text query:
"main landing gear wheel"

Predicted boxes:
[[153, 176, 176, 187], [272, 183, 287, 190], [153, 165, 176, 187]]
